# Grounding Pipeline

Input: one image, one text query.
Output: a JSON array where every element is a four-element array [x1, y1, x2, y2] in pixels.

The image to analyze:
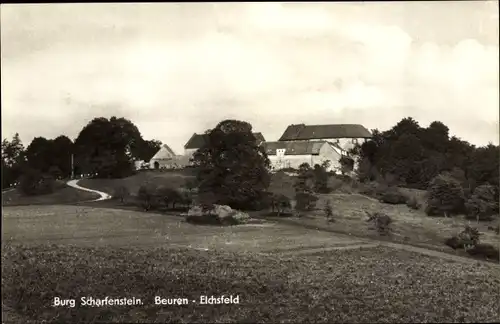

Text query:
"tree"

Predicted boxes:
[[426, 173, 466, 217], [294, 163, 317, 212], [294, 163, 313, 193], [191, 119, 271, 210], [137, 139, 162, 162], [74, 117, 143, 178], [25, 137, 53, 173], [2, 134, 26, 189], [51, 135, 74, 178], [313, 164, 329, 193], [18, 168, 56, 196]]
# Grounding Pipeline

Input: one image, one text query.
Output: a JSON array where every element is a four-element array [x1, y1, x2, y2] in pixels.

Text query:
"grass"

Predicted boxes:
[[80, 171, 498, 261], [79, 170, 195, 196], [3, 244, 500, 323], [2, 205, 365, 249], [2, 183, 99, 207], [271, 193, 499, 259]]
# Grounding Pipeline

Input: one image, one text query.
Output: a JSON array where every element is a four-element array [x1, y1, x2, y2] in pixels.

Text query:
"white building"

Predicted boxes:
[[264, 123, 372, 172], [278, 124, 372, 154], [149, 144, 177, 169], [262, 141, 342, 172]]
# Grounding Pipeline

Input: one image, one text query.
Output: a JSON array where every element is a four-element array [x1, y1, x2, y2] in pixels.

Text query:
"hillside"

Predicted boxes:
[[78, 170, 196, 196]]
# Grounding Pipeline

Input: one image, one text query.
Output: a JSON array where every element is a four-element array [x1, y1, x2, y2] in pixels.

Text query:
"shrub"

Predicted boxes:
[[365, 211, 392, 236], [182, 178, 198, 193], [425, 173, 465, 217], [324, 200, 334, 222], [266, 193, 292, 216], [295, 192, 318, 212], [328, 177, 344, 192], [466, 244, 499, 262], [113, 185, 130, 203], [137, 183, 160, 211], [379, 186, 407, 205], [48, 165, 63, 179], [457, 225, 481, 249], [444, 236, 461, 250], [358, 182, 381, 198], [406, 195, 420, 210], [445, 225, 482, 251], [487, 225, 499, 235], [465, 185, 498, 221], [339, 156, 354, 175], [19, 169, 56, 196], [313, 164, 330, 193], [155, 186, 184, 210]]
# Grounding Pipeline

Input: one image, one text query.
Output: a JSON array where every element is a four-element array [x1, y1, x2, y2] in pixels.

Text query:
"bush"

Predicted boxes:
[[324, 200, 334, 222], [328, 177, 344, 192], [358, 182, 381, 198], [113, 185, 130, 203], [48, 165, 63, 179], [487, 225, 499, 235], [155, 186, 184, 210], [365, 211, 392, 236], [313, 164, 330, 193], [426, 174, 465, 217], [263, 192, 292, 216], [19, 169, 57, 196], [445, 226, 482, 251], [379, 186, 407, 205], [457, 225, 481, 248], [465, 185, 498, 221], [295, 192, 318, 212], [406, 195, 420, 210], [466, 244, 499, 262], [137, 183, 160, 211]]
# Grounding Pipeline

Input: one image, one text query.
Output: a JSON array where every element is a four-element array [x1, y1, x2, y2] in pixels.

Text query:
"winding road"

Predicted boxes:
[[66, 179, 112, 202]]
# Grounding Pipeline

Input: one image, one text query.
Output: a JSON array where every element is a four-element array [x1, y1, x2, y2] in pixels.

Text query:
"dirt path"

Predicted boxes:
[[67, 179, 112, 202]]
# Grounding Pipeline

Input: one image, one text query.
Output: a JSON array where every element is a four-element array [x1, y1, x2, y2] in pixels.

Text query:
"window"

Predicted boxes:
[[351, 138, 358, 144]]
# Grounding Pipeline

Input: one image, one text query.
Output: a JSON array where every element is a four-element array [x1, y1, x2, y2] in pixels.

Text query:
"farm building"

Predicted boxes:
[[184, 132, 266, 157], [262, 141, 342, 172], [278, 123, 372, 154], [149, 144, 177, 169]]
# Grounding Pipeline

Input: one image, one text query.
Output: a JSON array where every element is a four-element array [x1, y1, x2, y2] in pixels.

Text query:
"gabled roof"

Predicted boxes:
[[278, 124, 372, 141], [184, 132, 265, 149], [151, 144, 176, 160], [262, 141, 327, 156]]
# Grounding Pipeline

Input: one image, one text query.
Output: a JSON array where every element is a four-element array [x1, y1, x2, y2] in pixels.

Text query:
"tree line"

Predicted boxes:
[[2, 117, 162, 191], [357, 117, 499, 195], [2, 115, 498, 207]]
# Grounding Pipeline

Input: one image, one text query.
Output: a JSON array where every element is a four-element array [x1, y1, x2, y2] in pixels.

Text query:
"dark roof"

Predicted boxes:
[[262, 141, 327, 156], [184, 132, 265, 149], [278, 124, 372, 141]]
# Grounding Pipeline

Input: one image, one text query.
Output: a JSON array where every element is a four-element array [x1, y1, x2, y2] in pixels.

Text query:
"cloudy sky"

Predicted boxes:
[[1, 2, 499, 153]]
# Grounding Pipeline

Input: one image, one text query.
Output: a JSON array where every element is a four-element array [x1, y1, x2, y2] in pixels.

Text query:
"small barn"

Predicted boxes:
[[262, 141, 342, 172], [149, 144, 177, 169]]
